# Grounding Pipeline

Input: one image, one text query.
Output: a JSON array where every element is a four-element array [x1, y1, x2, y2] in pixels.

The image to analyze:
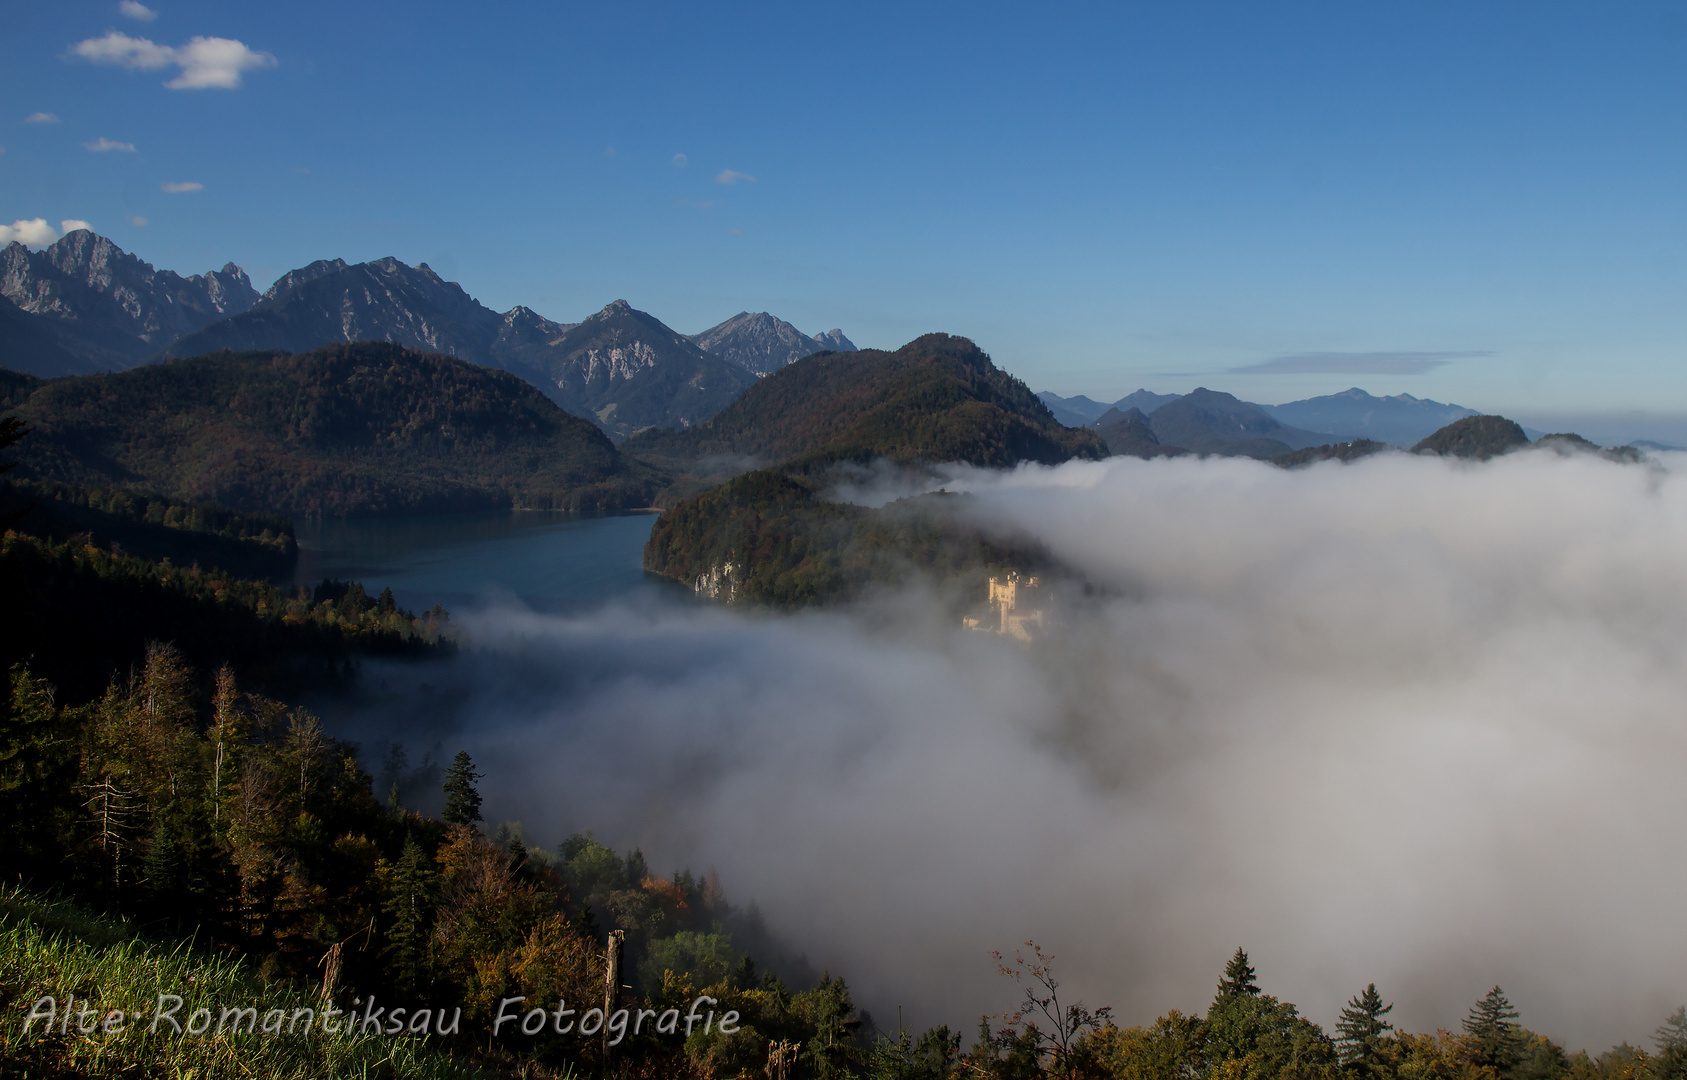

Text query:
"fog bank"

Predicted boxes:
[[338, 449, 1687, 1052]]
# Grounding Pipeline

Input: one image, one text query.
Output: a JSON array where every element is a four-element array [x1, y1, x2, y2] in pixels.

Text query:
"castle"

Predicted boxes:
[[962, 572, 1046, 641]]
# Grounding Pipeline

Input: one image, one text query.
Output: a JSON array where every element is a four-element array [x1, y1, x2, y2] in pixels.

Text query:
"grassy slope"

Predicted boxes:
[[3, 342, 664, 515], [1, 887, 481, 1079]]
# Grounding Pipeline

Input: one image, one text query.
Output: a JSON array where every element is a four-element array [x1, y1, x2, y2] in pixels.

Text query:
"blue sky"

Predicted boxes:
[[4, 1, 1686, 418]]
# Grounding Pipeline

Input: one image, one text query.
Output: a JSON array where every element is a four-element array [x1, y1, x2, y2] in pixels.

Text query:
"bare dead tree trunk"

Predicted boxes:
[[603, 929, 625, 1064], [319, 942, 343, 1003]]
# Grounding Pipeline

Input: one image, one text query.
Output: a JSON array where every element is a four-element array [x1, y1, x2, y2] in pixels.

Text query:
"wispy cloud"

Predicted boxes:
[[129, 216, 148, 227], [725, 228, 744, 236], [0, 218, 92, 248], [84, 136, 136, 153], [119, 0, 158, 20], [672, 152, 688, 167], [1228, 350, 1491, 376], [161, 180, 203, 193], [24, 112, 60, 124], [714, 169, 755, 185], [68, 31, 277, 90]]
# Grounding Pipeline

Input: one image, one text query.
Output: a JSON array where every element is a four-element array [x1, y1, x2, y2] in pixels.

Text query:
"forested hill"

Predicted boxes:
[[629, 332, 1105, 472], [1, 342, 663, 515], [639, 335, 1101, 606]]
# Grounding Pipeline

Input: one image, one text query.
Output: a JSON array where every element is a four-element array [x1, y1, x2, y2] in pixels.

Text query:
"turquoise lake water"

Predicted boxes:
[[291, 510, 671, 615]]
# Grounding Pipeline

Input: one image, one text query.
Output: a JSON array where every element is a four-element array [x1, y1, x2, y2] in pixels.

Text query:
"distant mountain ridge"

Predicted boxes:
[[0, 230, 855, 440], [689, 312, 856, 376], [0, 230, 257, 374], [1038, 385, 1483, 449], [1262, 388, 1478, 446], [161, 258, 757, 438], [163, 256, 504, 365]]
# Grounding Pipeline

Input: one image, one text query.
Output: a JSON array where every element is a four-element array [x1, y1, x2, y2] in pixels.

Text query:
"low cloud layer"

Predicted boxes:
[[68, 31, 276, 90], [335, 450, 1687, 1052], [1229, 350, 1490, 375]]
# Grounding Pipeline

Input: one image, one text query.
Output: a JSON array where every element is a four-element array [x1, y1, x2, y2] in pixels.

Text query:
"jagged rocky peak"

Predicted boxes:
[[261, 258, 351, 302], [813, 328, 856, 352], [497, 304, 577, 342], [0, 228, 259, 371], [690, 310, 855, 375]]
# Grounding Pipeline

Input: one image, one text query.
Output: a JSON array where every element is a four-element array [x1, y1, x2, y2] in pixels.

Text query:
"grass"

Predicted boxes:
[[0, 886, 486, 1079]]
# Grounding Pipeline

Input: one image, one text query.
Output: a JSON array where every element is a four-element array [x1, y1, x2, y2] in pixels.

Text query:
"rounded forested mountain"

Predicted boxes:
[[3, 341, 662, 514], [629, 332, 1106, 471], [1411, 415, 1530, 460]]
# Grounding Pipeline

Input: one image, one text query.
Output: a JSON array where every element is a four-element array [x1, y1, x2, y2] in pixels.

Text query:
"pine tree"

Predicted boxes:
[[1655, 1007, 1687, 1080], [0, 415, 26, 475], [383, 835, 436, 996], [1217, 948, 1260, 997], [1335, 983, 1394, 1067], [441, 750, 483, 827], [1464, 986, 1523, 1074]]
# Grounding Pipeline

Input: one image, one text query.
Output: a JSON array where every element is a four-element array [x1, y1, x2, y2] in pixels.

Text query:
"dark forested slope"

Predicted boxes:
[[2, 342, 662, 514], [640, 334, 1101, 605], [629, 332, 1105, 473]]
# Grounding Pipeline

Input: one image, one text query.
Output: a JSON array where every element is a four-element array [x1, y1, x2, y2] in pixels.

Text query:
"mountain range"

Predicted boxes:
[[0, 231, 855, 439], [1, 231, 257, 375], [1041, 386, 1481, 449]]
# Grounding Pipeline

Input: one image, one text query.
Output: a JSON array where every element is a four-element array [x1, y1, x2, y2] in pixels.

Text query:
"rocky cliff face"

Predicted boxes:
[[0, 230, 257, 373], [527, 300, 758, 437], [690, 311, 854, 375], [163, 256, 504, 363], [812, 328, 856, 352]]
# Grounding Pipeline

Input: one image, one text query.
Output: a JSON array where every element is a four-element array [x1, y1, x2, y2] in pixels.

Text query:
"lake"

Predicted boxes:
[[291, 510, 674, 616]]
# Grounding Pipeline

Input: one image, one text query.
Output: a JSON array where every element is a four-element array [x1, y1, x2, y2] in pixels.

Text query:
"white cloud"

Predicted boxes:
[[71, 31, 175, 69], [119, 0, 158, 20], [68, 31, 276, 90], [0, 218, 92, 248], [161, 180, 203, 193], [167, 36, 277, 89], [129, 216, 148, 227], [672, 152, 688, 167], [714, 169, 755, 185], [84, 137, 136, 153], [23, 112, 59, 124]]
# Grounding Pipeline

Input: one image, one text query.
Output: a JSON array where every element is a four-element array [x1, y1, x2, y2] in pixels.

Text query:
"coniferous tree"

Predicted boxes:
[[1336, 983, 1394, 1067], [383, 834, 436, 996], [1655, 1007, 1687, 1080], [1217, 948, 1260, 997], [1465, 986, 1524, 1074], [441, 750, 483, 826], [0, 415, 26, 474], [0, 663, 73, 869]]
